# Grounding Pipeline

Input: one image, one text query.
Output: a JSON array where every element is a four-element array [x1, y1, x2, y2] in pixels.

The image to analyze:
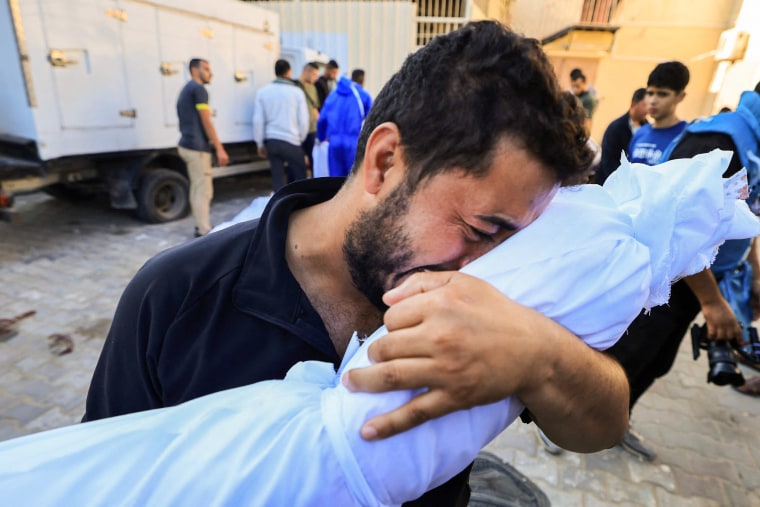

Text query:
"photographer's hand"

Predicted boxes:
[[684, 269, 741, 341]]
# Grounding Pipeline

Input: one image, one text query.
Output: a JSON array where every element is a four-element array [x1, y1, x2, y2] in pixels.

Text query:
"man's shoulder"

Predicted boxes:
[[182, 80, 205, 94], [179, 80, 207, 103], [135, 222, 257, 298], [178, 80, 197, 98], [605, 113, 630, 132], [630, 123, 653, 141]]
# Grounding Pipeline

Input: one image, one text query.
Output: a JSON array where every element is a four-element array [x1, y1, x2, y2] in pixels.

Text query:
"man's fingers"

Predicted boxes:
[[359, 390, 453, 440], [343, 357, 438, 393], [365, 328, 435, 363], [383, 271, 457, 306]]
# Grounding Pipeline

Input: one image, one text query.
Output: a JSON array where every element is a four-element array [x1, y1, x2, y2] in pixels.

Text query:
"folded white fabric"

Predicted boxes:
[[604, 150, 759, 306], [0, 150, 756, 506]]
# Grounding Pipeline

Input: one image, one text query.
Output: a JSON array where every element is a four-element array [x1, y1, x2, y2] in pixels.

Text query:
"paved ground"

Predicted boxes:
[[1, 174, 759, 506]]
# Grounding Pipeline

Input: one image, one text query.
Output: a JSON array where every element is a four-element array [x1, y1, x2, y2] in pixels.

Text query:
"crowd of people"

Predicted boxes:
[[251, 58, 373, 188], [179, 56, 373, 237]]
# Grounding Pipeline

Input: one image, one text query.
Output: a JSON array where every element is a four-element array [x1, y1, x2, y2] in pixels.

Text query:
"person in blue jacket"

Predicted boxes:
[[317, 74, 372, 177]]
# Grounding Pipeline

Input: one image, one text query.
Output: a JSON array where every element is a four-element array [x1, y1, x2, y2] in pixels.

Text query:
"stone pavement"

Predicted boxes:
[[1, 174, 759, 506]]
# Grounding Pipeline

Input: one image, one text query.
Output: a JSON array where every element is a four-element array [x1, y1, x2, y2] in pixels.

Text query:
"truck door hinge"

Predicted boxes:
[[106, 8, 128, 22], [48, 50, 78, 67], [119, 109, 137, 118], [160, 63, 179, 76]]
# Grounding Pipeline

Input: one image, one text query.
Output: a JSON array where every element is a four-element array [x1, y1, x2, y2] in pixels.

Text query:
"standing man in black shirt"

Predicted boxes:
[[315, 59, 340, 106], [176, 58, 229, 237], [595, 87, 648, 184]]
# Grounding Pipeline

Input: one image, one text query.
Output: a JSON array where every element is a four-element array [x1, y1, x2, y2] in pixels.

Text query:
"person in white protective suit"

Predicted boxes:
[[1, 150, 758, 506]]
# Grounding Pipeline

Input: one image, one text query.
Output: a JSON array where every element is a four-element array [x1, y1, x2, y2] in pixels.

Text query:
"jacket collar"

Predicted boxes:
[[232, 177, 346, 359]]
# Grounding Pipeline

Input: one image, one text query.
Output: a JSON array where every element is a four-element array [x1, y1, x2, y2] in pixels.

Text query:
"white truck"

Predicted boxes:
[[0, 0, 280, 222]]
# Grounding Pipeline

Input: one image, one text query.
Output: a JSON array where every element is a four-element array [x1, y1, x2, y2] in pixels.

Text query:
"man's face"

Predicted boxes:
[[570, 78, 586, 96], [343, 139, 559, 310], [326, 67, 339, 80], [630, 99, 648, 123], [645, 86, 684, 121], [195, 61, 212, 84], [306, 68, 319, 84]]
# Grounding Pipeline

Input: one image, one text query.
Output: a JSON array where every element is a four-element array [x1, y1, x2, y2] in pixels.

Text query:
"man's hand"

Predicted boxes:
[[216, 146, 230, 167], [257, 146, 267, 158], [343, 271, 629, 451], [684, 269, 741, 341], [701, 298, 742, 341]]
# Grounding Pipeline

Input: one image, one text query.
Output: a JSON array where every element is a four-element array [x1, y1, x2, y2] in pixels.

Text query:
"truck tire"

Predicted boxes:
[[136, 169, 190, 223]]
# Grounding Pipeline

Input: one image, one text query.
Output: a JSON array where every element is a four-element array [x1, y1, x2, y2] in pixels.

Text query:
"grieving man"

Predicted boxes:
[[84, 22, 628, 505]]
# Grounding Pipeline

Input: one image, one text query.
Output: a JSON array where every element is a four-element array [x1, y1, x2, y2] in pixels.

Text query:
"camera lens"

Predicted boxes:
[[706, 341, 745, 387]]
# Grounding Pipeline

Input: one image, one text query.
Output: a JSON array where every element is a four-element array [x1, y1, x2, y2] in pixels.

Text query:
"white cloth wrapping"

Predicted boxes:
[[211, 195, 271, 233], [312, 141, 330, 178], [0, 150, 757, 506], [604, 150, 760, 306]]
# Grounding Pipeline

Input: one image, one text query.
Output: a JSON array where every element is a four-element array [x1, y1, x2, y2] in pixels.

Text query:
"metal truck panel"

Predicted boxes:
[[3, 0, 280, 161], [263, 1, 416, 98], [0, 0, 38, 142]]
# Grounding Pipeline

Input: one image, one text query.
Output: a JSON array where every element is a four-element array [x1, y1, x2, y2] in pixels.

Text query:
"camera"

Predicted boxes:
[[690, 324, 745, 387]]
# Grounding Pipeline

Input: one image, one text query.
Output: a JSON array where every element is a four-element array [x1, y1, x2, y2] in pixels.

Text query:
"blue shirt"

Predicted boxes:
[[177, 80, 211, 152], [628, 121, 687, 165]]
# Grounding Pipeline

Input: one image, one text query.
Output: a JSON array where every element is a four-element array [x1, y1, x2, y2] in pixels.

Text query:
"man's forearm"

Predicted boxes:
[[200, 115, 223, 151], [683, 268, 722, 306], [517, 320, 629, 452]]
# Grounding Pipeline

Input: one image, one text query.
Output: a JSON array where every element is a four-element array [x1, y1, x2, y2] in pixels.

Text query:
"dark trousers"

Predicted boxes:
[[265, 139, 307, 191], [607, 280, 701, 409], [302, 132, 316, 171]]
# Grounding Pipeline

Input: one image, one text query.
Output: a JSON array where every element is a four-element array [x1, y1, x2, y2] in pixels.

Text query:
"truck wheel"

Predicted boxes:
[[136, 169, 190, 223]]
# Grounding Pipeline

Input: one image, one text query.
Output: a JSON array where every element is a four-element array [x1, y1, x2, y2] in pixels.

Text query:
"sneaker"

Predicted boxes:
[[469, 451, 551, 507], [619, 426, 657, 461], [536, 427, 564, 456]]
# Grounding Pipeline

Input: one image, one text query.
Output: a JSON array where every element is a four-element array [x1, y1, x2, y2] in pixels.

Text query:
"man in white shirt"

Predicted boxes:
[[253, 59, 310, 191]]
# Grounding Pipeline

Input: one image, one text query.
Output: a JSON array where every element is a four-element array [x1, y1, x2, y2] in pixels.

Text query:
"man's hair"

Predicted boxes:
[[754, 81, 760, 94], [188, 58, 207, 73], [353, 21, 592, 186], [570, 68, 586, 82], [326, 60, 339, 70], [647, 61, 689, 92], [351, 69, 365, 83], [631, 87, 647, 104], [275, 59, 291, 77], [304, 62, 319, 71]]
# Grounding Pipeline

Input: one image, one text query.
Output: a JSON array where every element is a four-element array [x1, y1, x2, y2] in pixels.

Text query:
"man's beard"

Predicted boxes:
[[343, 183, 414, 311]]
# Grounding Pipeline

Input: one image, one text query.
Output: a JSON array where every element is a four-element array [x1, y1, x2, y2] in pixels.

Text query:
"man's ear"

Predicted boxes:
[[676, 91, 686, 104], [361, 122, 403, 195]]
